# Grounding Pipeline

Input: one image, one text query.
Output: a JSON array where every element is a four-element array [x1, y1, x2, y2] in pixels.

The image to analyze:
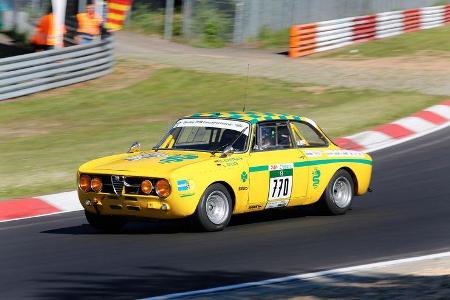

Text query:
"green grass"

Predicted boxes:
[[251, 27, 290, 50], [0, 63, 445, 199], [317, 26, 450, 58]]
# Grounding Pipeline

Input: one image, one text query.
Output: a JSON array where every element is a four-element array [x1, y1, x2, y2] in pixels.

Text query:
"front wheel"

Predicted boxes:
[[85, 211, 125, 233], [195, 184, 232, 231], [321, 170, 354, 215]]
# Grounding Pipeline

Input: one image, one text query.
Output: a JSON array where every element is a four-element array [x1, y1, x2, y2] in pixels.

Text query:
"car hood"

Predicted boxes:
[[79, 150, 213, 177]]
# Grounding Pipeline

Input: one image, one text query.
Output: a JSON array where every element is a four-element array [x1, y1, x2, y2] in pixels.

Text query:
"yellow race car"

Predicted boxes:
[[78, 112, 373, 232]]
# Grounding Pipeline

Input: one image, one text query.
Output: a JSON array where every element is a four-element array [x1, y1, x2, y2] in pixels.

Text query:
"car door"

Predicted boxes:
[[247, 121, 309, 209], [289, 120, 331, 204]]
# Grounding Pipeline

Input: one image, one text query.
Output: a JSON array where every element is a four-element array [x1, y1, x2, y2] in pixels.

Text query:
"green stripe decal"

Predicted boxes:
[[249, 159, 372, 172], [249, 165, 269, 172]]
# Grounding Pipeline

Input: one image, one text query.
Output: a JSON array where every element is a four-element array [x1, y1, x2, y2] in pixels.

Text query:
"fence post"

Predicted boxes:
[[182, 0, 192, 38], [164, 0, 175, 40], [233, 0, 245, 44]]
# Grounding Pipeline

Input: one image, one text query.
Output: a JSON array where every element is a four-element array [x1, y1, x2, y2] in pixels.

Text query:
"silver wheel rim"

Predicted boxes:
[[205, 191, 229, 225], [332, 176, 352, 208]]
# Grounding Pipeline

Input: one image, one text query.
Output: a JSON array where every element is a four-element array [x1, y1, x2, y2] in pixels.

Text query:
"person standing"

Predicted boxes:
[[76, 3, 103, 44], [31, 8, 66, 51]]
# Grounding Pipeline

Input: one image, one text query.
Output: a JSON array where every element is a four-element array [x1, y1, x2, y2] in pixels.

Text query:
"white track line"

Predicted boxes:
[[0, 210, 81, 224], [145, 251, 450, 300]]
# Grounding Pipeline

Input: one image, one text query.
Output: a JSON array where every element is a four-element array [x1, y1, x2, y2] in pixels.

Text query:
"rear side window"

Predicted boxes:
[[290, 121, 328, 147]]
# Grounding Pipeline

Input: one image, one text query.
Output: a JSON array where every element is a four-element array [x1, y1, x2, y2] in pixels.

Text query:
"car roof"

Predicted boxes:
[[187, 112, 303, 124]]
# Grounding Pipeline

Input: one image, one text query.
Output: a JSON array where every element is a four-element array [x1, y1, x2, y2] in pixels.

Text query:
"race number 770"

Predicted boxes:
[[268, 175, 292, 200]]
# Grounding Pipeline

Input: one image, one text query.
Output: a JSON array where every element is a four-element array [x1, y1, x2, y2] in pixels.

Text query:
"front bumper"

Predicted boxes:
[[78, 191, 196, 220]]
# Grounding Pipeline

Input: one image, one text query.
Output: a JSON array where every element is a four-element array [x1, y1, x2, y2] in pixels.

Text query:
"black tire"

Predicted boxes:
[[85, 211, 125, 233], [195, 183, 232, 232], [321, 169, 354, 215]]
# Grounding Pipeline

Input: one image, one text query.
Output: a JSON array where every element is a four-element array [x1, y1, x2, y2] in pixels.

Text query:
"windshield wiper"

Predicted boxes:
[[211, 127, 248, 156]]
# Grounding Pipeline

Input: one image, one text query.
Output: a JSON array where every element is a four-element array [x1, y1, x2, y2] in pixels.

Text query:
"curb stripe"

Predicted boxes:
[[411, 111, 448, 125], [372, 123, 415, 139], [0, 198, 60, 221], [333, 137, 365, 151]]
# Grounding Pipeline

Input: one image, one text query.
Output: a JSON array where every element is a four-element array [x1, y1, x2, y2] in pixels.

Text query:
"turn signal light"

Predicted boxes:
[[91, 177, 103, 192], [141, 180, 153, 195], [155, 179, 171, 198], [79, 175, 91, 193]]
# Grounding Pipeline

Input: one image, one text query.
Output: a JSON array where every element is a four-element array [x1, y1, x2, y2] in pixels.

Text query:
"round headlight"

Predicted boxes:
[[79, 175, 91, 193], [141, 179, 153, 195], [91, 177, 103, 192], [155, 179, 171, 198]]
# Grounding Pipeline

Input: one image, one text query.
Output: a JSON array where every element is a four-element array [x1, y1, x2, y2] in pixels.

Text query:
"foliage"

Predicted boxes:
[[190, 1, 233, 48]]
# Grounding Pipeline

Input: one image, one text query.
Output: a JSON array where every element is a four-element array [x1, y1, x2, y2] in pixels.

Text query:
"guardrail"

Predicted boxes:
[[289, 4, 450, 58], [0, 37, 114, 100]]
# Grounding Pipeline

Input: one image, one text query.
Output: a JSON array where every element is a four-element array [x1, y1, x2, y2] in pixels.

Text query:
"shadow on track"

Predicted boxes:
[[41, 205, 331, 235], [33, 267, 450, 299]]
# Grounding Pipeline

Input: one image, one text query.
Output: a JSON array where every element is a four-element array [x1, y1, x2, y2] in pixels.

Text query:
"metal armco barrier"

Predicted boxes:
[[0, 38, 114, 100], [289, 4, 450, 58]]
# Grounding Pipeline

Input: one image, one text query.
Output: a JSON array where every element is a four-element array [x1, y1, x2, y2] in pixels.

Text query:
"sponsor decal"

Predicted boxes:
[[159, 154, 198, 164], [312, 168, 321, 189], [177, 180, 190, 192], [326, 150, 364, 158], [265, 199, 289, 209], [125, 152, 167, 161], [248, 204, 262, 210], [304, 150, 322, 158], [241, 171, 248, 183], [180, 193, 195, 198], [238, 186, 248, 191], [219, 157, 243, 167], [175, 118, 250, 136]]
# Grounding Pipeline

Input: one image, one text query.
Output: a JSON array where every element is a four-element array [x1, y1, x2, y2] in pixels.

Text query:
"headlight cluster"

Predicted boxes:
[[141, 178, 171, 198], [79, 174, 171, 198], [79, 175, 103, 193], [155, 179, 171, 198]]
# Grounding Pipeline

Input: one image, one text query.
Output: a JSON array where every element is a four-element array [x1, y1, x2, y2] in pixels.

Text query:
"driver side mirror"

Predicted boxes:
[[128, 141, 141, 153], [220, 145, 234, 158]]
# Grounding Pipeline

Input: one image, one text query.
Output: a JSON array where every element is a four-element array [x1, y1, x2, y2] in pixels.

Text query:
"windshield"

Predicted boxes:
[[156, 118, 250, 152]]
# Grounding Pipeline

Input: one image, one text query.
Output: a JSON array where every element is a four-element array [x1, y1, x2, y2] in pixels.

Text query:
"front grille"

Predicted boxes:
[[111, 175, 125, 195]]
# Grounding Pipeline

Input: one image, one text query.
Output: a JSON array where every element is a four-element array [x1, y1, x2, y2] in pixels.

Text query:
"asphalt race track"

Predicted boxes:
[[1, 126, 450, 299]]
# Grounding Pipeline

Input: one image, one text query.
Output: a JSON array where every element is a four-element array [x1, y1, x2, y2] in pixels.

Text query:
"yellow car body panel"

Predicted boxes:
[[77, 112, 373, 220]]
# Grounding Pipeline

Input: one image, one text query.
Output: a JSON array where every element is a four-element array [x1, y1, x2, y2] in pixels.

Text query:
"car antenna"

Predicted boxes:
[[243, 64, 250, 112]]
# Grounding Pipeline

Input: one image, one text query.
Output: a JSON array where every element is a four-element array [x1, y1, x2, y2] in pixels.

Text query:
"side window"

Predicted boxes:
[[290, 121, 328, 147], [255, 122, 292, 151]]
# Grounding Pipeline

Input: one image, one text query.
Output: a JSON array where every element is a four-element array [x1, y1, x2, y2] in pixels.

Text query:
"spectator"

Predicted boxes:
[[31, 8, 66, 51], [76, 3, 103, 44]]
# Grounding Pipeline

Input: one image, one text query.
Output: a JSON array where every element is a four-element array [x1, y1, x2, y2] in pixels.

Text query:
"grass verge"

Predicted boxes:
[[0, 61, 445, 199], [316, 26, 450, 59]]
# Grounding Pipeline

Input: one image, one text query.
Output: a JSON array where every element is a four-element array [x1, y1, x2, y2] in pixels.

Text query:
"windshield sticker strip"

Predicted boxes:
[[249, 158, 372, 172], [175, 118, 250, 135]]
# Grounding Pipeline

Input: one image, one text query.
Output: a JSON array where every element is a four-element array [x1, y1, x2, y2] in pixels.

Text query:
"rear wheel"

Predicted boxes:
[[85, 211, 125, 233], [195, 184, 232, 231], [321, 170, 354, 215]]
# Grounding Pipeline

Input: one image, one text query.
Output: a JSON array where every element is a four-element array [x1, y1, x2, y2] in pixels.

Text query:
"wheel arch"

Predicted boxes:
[[338, 167, 359, 195], [210, 181, 236, 211]]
